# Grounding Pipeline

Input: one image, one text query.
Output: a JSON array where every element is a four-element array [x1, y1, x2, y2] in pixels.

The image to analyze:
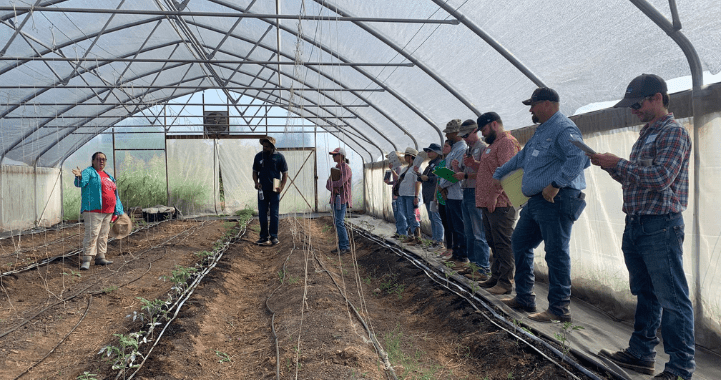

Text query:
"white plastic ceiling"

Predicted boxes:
[[1, 0, 720, 167]]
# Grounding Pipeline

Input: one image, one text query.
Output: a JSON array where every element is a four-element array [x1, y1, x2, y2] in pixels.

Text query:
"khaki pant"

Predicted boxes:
[[83, 212, 112, 258]]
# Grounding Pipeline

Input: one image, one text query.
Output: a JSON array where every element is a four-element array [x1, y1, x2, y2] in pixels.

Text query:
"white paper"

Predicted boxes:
[[569, 139, 596, 155]]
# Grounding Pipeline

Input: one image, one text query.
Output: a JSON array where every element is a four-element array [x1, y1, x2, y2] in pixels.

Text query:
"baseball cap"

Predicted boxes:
[[477, 112, 501, 127], [614, 74, 668, 108], [522, 87, 560, 105], [329, 147, 346, 156]]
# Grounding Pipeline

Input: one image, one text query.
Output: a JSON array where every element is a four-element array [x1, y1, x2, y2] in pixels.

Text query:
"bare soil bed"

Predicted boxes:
[[1, 216, 605, 380]]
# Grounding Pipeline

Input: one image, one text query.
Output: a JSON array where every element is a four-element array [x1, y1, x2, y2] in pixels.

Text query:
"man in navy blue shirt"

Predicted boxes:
[[493, 87, 589, 322], [252, 137, 288, 245]]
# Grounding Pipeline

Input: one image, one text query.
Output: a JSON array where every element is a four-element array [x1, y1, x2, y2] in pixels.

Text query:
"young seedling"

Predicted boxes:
[[467, 262, 481, 281], [98, 332, 145, 374], [277, 270, 285, 284], [215, 350, 232, 363], [102, 286, 118, 294], [76, 371, 99, 380], [554, 321, 584, 357]]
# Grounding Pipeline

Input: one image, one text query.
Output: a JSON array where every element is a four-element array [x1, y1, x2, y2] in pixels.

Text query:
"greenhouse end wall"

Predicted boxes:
[[1, 165, 62, 233]]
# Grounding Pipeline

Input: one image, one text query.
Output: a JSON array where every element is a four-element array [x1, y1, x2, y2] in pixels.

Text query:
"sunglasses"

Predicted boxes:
[[460, 130, 475, 139], [630, 96, 653, 110]]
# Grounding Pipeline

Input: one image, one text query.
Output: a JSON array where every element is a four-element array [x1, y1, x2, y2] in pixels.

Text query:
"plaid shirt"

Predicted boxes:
[[605, 113, 690, 215]]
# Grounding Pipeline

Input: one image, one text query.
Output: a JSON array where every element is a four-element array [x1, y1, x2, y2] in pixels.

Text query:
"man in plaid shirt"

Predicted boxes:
[[591, 74, 694, 380]]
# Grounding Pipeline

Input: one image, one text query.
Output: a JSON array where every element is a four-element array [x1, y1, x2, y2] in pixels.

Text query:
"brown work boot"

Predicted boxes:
[[528, 309, 571, 323], [487, 284, 512, 295], [501, 297, 537, 313]]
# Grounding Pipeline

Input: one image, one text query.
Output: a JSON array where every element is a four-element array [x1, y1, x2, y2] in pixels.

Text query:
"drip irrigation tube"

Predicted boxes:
[[123, 220, 249, 379], [351, 225, 609, 380], [0, 219, 169, 278]]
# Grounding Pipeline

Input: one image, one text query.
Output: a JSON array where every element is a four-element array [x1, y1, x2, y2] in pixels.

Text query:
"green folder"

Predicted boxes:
[[433, 167, 459, 183]]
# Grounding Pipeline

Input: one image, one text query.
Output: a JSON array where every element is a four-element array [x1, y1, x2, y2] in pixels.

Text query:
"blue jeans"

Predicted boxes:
[[462, 188, 490, 273], [399, 196, 420, 235], [333, 203, 350, 250], [424, 202, 444, 243], [445, 198, 466, 259], [258, 190, 280, 240], [394, 197, 408, 235], [511, 188, 584, 316], [623, 213, 695, 379]]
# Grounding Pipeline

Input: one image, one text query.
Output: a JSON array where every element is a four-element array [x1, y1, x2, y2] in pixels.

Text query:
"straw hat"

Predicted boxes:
[[109, 214, 133, 239]]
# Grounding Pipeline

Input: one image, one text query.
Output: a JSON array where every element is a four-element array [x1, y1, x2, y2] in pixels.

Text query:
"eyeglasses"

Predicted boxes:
[[460, 130, 475, 139], [630, 96, 653, 110], [95, 158, 107, 162]]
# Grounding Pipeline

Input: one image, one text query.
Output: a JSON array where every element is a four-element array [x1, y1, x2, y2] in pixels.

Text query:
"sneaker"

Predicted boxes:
[[528, 309, 571, 323], [487, 284, 512, 295], [598, 349, 655, 375], [653, 371, 685, 379], [340, 248, 351, 254], [501, 297, 537, 313], [255, 238, 270, 245], [270, 237, 279, 245]]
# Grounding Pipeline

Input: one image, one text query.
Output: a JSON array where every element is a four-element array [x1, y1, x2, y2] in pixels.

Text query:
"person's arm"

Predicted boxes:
[[253, 171, 261, 190], [278, 171, 288, 192], [549, 128, 589, 189], [413, 180, 421, 206], [605, 127, 690, 190], [74, 167, 91, 188], [331, 163, 352, 188]]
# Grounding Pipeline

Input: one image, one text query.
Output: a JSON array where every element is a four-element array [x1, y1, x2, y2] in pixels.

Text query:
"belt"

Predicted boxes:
[[626, 212, 681, 223]]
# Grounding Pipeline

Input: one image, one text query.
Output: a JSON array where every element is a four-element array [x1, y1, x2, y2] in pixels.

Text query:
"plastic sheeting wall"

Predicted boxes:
[[166, 140, 219, 216], [0, 166, 62, 232], [364, 111, 721, 353], [217, 142, 317, 214]]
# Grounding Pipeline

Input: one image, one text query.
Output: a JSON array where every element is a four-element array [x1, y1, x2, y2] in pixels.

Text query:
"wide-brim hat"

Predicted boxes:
[[614, 74, 667, 108], [458, 120, 478, 135], [442, 119, 463, 134], [109, 214, 133, 239], [404, 147, 418, 157], [259, 136, 276, 148], [422, 143, 442, 155]]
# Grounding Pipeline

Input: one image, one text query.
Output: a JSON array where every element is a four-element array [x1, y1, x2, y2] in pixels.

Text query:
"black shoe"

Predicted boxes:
[[501, 297, 537, 313], [270, 238, 279, 245], [255, 238, 270, 245], [653, 371, 685, 379], [598, 349, 655, 375]]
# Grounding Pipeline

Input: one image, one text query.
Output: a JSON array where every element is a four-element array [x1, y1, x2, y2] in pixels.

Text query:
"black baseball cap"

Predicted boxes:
[[614, 74, 668, 108], [522, 87, 560, 105], [477, 112, 501, 127]]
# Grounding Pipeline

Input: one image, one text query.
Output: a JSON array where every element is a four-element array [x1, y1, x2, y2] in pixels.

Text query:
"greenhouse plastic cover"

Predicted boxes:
[[1, 0, 720, 166], [1, 1, 721, 376]]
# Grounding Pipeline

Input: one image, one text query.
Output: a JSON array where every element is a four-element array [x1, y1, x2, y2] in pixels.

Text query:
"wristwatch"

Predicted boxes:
[[464, 173, 468, 180]]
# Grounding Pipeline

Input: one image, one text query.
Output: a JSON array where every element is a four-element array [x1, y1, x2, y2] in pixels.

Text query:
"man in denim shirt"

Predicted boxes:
[[592, 74, 694, 380], [493, 87, 589, 323]]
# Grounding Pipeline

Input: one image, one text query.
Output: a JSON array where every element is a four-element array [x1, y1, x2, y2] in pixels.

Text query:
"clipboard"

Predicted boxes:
[[330, 167, 341, 181], [273, 178, 281, 192], [412, 151, 427, 170], [433, 167, 459, 183], [500, 169, 529, 207], [387, 151, 403, 171], [569, 138, 596, 155]]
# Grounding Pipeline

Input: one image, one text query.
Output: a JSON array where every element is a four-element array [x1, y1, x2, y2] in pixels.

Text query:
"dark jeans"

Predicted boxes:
[[463, 188, 490, 272], [445, 198, 466, 259], [438, 202, 453, 249], [482, 206, 517, 288], [511, 188, 585, 316], [258, 190, 280, 240], [623, 213, 695, 379]]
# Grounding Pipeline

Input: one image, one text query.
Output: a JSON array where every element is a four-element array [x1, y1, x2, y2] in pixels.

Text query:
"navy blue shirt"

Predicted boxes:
[[252, 150, 288, 192]]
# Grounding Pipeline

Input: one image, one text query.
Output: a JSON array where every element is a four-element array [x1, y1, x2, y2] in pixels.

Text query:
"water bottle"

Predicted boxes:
[[335, 194, 341, 210], [258, 189, 264, 201]]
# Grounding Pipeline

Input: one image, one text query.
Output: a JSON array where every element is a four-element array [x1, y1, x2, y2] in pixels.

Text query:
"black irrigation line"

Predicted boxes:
[[0, 222, 83, 241], [123, 219, 250, 380], [0, 220, 170, 278], [12, 295, 93, 380], [350, 225, 612, 380], [0, 220, 210, 340], [0, 232, 83, 259]]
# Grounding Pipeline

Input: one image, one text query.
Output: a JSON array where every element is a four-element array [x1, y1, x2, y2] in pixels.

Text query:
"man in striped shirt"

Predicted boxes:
[[593, 74, 694, 380], [493, 87, 589, 323]]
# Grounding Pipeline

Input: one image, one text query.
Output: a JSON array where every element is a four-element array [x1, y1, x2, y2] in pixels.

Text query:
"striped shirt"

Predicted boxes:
[[494, 111, 589, 196], [605, 113, 690, 215], [326, 161, 353, 208]]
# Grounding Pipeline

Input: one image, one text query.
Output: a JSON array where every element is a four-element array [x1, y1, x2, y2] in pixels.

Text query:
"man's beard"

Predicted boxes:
[[484, 130, 497, 145], [532, 114, 540, 124]]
